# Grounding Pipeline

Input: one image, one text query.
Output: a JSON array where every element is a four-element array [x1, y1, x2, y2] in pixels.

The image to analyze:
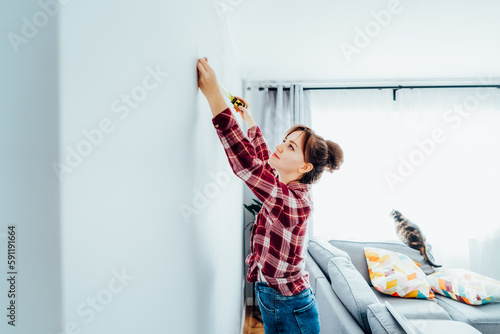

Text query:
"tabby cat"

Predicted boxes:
[[390, 209, 442, 268]]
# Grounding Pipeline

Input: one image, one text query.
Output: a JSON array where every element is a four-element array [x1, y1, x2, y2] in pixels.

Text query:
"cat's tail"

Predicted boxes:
[[420, 245, 442, 268]]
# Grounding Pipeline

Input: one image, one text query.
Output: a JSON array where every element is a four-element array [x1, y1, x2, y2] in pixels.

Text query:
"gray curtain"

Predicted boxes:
[[245, 83, 312, 150]]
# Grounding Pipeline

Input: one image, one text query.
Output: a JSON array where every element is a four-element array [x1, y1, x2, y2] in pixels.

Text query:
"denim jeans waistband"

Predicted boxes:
[[255, 282, 313, 300]]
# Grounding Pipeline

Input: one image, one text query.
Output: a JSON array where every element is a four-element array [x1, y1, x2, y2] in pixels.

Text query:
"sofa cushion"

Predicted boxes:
[[308, 237, 350, 279], [328, 257, 379, 332], [365, 247, 435, 299], [410, 320, 482, 333], [435, 294, 500, 334], [330, 240, 436, 286], [382, 301, 481, 334], [372, 288, 451, 320], [427, 268, 500, 305]]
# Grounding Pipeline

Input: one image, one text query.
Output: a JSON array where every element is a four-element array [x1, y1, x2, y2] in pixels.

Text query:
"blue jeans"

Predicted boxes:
[[254, 282, 320, 334]]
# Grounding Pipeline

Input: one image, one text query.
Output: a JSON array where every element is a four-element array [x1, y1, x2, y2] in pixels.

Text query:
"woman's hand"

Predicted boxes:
[[197, 58, 227, 117], [197, 58, 220, 99], [232, 96, 251, 120]]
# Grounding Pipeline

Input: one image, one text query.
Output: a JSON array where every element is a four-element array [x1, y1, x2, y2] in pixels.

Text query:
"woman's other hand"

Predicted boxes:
[[233, 96, 257, 128], [232, 96, 251, 121]]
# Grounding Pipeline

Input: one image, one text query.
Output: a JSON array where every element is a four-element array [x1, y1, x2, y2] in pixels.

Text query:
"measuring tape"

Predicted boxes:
[[218, 81, 247, 110]]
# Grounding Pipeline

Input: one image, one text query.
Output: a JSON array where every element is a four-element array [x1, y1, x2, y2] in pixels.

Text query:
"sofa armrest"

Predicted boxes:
[[367, 303, 406, 334], [315, 277, 365, 334], [305, 251, 325, 292]]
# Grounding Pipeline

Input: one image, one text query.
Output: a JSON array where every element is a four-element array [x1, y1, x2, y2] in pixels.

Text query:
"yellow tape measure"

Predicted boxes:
[[218, 81, 247, 110]]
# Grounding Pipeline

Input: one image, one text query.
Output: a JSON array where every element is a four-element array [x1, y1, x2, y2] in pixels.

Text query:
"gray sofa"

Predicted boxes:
[[305, 236, 500, 334]]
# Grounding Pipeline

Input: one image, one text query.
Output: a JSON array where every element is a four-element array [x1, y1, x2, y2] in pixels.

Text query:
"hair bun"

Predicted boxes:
[[325, 140, 344, 172]]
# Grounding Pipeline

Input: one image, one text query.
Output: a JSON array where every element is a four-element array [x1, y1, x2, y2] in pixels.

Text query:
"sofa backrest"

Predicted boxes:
[[308, 237, 351, 281], [329, 240, 436, 286]]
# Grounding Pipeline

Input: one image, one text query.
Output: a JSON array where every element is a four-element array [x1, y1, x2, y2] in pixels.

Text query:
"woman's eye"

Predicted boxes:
[[283, 139, 293, 150]]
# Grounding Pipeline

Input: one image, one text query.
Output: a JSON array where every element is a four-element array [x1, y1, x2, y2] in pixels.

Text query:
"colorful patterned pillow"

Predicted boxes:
[[364, 247, 435, 299], [427, 269, 500, 305]]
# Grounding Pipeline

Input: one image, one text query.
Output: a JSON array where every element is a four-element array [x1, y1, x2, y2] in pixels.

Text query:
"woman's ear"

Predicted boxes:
[[299, 162, 313, 174]]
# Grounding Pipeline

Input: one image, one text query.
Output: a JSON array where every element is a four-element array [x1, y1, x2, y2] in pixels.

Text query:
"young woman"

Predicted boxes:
[[197, 58, 343, 334]]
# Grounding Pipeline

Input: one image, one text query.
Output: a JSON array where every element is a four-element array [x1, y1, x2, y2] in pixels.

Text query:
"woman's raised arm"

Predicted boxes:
[[197, 58, 227, 118]]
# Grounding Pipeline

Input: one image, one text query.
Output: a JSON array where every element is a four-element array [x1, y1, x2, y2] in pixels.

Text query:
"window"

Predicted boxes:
[[310, 87, 500, 271]]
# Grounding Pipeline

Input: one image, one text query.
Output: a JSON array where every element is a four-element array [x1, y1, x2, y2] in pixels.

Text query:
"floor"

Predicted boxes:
[[243, 305, 265, 334]]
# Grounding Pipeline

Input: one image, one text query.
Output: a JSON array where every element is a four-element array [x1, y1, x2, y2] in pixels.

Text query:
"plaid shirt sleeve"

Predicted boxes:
[[212, 108, 312, 228], [247, 125, 280, 178]]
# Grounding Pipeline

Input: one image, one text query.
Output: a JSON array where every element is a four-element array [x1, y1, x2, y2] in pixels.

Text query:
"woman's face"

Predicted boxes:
[[269, 130, 310, 178]]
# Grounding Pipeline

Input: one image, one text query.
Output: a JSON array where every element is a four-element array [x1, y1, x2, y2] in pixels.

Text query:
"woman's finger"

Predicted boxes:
[[197, 60, 207, 73], [197, 62, 206, 74], [201, 58, 214, 72], [234, 96, 249, 107]]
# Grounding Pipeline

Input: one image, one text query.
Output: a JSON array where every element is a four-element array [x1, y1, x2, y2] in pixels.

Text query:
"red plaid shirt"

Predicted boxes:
[[212, 107, 314, 296]]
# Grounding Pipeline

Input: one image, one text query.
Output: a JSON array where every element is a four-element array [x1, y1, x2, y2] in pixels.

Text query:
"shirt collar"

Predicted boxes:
[[287, 181, 312, 191], [273, 170, 312, 192]]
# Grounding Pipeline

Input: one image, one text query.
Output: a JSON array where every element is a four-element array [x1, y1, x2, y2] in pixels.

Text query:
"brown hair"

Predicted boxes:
[[284, 125, 344, 185]]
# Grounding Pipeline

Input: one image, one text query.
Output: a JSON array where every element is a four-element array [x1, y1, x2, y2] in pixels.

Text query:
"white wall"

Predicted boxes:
[[1, 2, 61, 333], [229, 0, 500, 81], [2, 0, 245, 333]]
